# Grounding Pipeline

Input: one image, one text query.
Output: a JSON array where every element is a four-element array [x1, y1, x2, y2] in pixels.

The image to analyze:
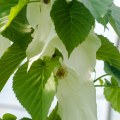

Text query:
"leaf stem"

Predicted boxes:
[[95, 85, 115, 88], [95, 85, 105, 87], [94, 74, 110, 83]]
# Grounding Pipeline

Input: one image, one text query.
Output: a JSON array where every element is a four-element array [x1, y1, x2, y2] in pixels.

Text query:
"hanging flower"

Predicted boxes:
[[0, 35, 11, 58], [26, 1, 101, 120], [45, 31, 101, 120]]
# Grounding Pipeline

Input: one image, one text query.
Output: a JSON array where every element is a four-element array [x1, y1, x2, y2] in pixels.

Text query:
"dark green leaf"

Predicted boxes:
[[104, 62, 120, 86], [104, 77, 120, 112], [51, 0, 94, 55], [47, 104, 61, 120], [0, 0, 29, 32], [13, 56, 60, 120], [0, 43, 26, 91], [2, 113, 17, 120], [97, 35, 120, 70]]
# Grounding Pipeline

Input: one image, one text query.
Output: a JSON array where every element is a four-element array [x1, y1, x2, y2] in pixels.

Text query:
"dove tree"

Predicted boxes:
[[0, 0, 120, 120]]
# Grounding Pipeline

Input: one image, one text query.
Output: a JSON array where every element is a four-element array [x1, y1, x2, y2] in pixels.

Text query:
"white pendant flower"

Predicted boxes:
[[0, 35, 11, 58], [46, 31, 101, 120]]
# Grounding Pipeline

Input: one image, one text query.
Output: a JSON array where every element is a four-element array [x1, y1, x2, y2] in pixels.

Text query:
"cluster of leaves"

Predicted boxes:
[[0, 0, 120, 119]]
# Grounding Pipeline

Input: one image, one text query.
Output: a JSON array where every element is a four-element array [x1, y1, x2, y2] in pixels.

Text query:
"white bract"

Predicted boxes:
[[0, 35, 11, 58], [26, 0, 55, 59], [26, 1, 101, 120]]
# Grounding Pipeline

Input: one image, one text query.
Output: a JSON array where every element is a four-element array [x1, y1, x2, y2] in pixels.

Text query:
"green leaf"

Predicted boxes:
[[2, 7, 32, 48], [47, 104, 61, 120], [99, 9, 112, 27], [110, 4, 120, 38], [51, 0, 94, 55], [0, 0, 17, 32], [0, 6, 32, 92], [13, 56, 60, 120], [104, 77, 120, 112], [81, 0, 113, 20], [0, 43, 26, 91], [96, 35, 120, 70], [0, 6, 32, 91], [0, 0, 29, 32], [104, 62, 120, 87], [2, 113, 17, 120]]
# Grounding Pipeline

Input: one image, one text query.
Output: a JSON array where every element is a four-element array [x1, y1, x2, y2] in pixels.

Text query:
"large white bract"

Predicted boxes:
[[26, 1, 101, 120], [26, 0, 55, 59], [0, 35, 11, 58]]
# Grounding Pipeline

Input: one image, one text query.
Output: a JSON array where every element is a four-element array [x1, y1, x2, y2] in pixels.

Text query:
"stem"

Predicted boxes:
[[95, 85, 114, 88], [95, 85, 106, 87], [94, 74, 110, 83]]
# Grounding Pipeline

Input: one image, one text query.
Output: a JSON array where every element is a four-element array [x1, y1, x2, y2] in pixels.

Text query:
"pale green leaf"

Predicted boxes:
[[51, 0, 94, 55], [13, 56, 60, 120], [80, 0, 113, 20], [110, 4, 120, 38]]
